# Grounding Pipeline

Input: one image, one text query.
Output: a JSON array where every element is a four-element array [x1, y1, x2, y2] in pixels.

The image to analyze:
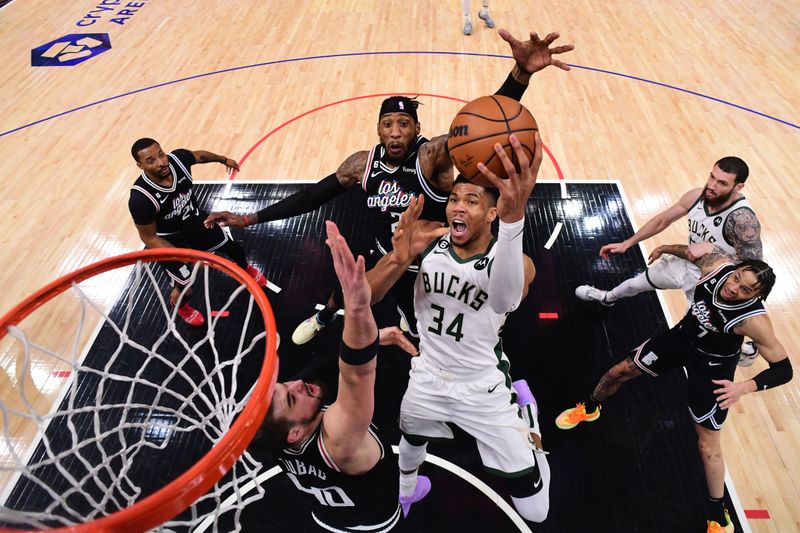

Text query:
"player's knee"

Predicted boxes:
[[507, 472, 549, 523], [695, 427, 721, 459]]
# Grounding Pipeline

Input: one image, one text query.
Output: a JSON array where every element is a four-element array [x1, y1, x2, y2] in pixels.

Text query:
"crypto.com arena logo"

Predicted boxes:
[[31, 34, 111, 67]]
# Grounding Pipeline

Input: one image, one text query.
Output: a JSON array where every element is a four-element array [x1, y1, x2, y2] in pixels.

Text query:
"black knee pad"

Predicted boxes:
[[506, 461, 543, 499]]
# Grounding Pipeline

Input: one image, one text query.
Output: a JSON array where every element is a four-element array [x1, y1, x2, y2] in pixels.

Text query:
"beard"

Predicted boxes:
[[703, 187, 734, 207]]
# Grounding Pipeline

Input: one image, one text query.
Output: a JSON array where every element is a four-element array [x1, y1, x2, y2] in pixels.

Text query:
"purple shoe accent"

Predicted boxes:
[[399, 475, 431, 518], [513, 379, 537, 411]]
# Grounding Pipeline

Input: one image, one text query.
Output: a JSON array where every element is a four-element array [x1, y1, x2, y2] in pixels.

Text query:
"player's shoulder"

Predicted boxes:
[[170, 148, 196, 166], [681, 187, 704, 208]]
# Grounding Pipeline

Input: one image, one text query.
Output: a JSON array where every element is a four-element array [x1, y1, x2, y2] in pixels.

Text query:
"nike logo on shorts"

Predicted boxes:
[[487, 383, 500, 393], [708, 361, 723, 366]]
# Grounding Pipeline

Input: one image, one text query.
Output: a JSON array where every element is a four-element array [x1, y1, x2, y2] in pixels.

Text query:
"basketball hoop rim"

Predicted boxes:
[[0, 248, 279, 533]]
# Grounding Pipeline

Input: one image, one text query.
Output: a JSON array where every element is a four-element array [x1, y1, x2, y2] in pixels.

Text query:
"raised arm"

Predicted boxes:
[[599, 188, 701, 259], [204, 151, 368, 229], [191, 150, 240, 173], [421, 30, 573, 189], [478, 132, 543, 314], [365, 196, 448, 304], [713, 315, 793, 408], [321, 220, 380, 473], [724, 207, 763, 260]]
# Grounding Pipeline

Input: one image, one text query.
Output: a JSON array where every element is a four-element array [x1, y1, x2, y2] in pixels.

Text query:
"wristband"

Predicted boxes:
[[339, 335, 380, 366]]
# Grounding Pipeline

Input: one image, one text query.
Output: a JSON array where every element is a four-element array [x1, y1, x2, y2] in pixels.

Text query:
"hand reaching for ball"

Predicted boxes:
[[477, 133, 542, 223]]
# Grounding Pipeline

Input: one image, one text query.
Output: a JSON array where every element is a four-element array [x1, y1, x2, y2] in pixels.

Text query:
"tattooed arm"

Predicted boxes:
[[418, 134, 454, 192], [724, 207, 763, 260], [648, 242, 734, 274]]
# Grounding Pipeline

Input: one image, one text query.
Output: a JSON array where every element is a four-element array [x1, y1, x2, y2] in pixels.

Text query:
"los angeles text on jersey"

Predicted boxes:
[[690, 300, 719, 333], [366, 180, 416, 212], [421, 271, 488, 311], [163, 190, 193, 221]]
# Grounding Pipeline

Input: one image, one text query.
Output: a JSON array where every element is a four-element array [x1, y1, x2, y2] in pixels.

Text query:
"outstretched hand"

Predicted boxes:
[[325, 221, 371, 308], [391, 196, 449, 265], [599, 242, 631, 259], [204, 211, 247, 229], [499, 29, 574, 73], [477, 133, 542, 223], [379, 326, 419, 357]]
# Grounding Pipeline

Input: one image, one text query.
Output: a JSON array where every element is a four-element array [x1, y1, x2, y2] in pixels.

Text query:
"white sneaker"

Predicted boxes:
[[738, 340, 759, 367], [575, 285, 615, 307], [478, 9, 494, 28], [292, 313, 324, 345], [463, 18, 473, 35]]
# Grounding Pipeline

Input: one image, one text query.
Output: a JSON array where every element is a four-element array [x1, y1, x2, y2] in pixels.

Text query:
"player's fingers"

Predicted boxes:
[[530, 132, 544, 175], [477, 162, 505, 190], [551, 59, 572, 71], [529, 32, 541, 44], [542, 32, 560, 45], [509, 135, 530, 171], [498, 28, 519, 46], [550, 44, 574, 54]]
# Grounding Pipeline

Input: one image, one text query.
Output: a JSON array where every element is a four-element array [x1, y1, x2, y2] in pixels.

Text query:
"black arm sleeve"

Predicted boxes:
[[753, 357, 793, 391], [494, 72, 529, 102], [254, 173, 347, 223]]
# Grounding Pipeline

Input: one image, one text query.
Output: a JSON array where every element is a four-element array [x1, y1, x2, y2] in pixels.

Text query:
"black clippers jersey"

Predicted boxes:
[[678, 263, 766, 359], [361, 136, 448, 258], [128, 149, 201, 235], [277, 416, 401, 532]]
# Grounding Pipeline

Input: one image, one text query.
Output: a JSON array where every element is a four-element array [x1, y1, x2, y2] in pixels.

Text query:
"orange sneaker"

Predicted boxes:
[[707, 509, 734, 533], [176, 303, 205, 327], [555, 403, 601, 430], [246, 265, 267, 287]]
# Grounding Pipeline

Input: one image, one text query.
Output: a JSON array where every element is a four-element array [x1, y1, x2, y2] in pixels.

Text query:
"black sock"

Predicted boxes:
[[218, 240, 248, 269], [584, 395, 600, 414], [708, 497, 726, 524], [317, 305, 339, 325]]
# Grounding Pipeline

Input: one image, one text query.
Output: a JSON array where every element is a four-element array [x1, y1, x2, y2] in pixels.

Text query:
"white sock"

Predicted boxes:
[[398, 436, 427, 497], [480, 0, 489, 13], [461, 0, 471, 17], [608, 272, 653, 301]]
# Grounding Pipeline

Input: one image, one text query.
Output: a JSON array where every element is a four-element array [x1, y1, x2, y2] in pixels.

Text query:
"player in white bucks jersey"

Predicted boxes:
[[558, 242, 792, 532], [576, 156, 762, 305], [202, 29, 574, 345], [128, 138, 266, 326], [249, 221, 429, 532], [367, 134, 552, 523]]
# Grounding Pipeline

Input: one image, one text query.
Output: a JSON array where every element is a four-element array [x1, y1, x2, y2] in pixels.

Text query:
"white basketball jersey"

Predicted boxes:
[[687, 193, 754, 256], [414, 235, 508, 375]]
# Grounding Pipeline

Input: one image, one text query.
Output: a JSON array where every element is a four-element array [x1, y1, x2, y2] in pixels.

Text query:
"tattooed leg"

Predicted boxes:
[[591, 357, 643, 402]]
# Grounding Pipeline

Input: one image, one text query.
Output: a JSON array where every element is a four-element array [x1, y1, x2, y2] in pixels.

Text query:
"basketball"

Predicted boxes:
[[447, 95, 538, 188]]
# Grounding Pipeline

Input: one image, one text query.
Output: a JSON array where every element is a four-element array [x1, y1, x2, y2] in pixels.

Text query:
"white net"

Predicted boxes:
[[0, 257, 276, 531]]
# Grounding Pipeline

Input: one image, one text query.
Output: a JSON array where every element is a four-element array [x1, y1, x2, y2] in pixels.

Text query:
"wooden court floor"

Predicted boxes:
[[0, 1, 798, 530]]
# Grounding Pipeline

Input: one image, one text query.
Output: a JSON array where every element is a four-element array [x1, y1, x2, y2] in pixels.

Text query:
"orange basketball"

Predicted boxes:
[[447, 95, 538, 188]]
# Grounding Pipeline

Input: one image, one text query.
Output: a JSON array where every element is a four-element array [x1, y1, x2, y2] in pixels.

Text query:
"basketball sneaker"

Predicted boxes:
[[575, 285, 616, 306], [399, 475, 431, 518], [246, 264, 267, 287], [738, 340, 759, 367], [556, 403, 601, 430], [292, 311, 336, 345], [478, 9, 494, 28], [706, 509, 734, 533], [463, 18, 473, 35], [176, 303, 205, 327]]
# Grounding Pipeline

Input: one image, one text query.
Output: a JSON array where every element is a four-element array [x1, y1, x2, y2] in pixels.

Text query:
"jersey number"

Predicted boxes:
[[389, 211, 402, 234], [428, 304, 464, 342], [286, 473, 355, 507]]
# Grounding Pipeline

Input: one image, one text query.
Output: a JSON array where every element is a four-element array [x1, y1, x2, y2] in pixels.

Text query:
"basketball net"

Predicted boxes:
[[0, 249, 278, 531]]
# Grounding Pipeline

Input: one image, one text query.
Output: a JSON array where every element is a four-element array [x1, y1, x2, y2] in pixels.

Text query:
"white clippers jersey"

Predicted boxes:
[[414, 235, 507, 375], [687, 193, 754, 256]]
